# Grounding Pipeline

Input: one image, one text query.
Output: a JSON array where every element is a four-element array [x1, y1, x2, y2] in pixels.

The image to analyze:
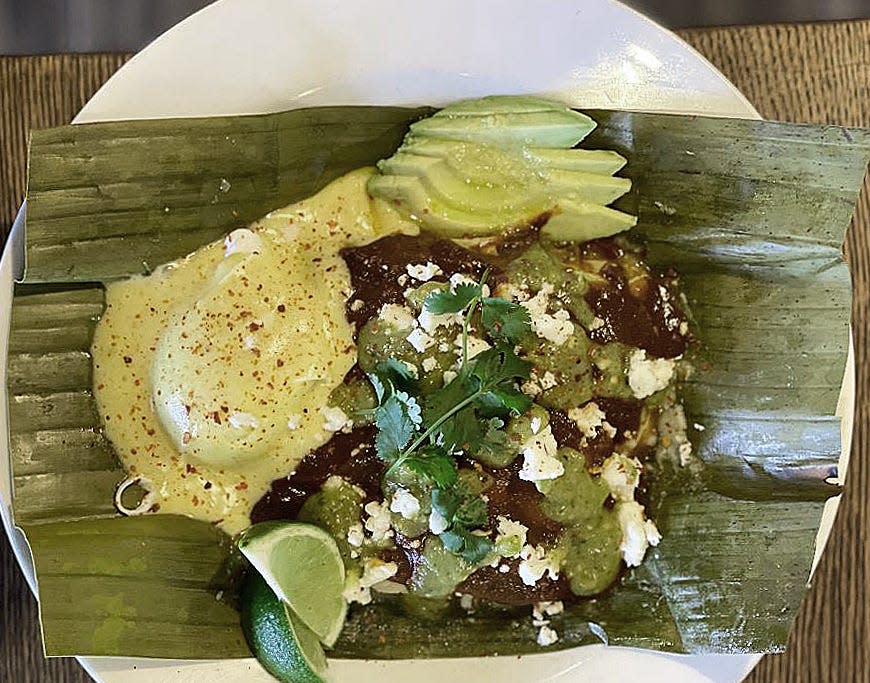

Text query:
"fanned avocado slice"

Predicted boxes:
[[525, 147, 627, 174], [368, 174, 548, 237], [403, 137, 627, 176], [410, 109, 596, 148], [542, 199, 637, 242], [423, 94, 569, 116]]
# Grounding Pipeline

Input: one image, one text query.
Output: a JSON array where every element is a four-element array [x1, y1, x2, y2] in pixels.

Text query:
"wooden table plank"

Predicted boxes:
[[1, 20, 868, 683]]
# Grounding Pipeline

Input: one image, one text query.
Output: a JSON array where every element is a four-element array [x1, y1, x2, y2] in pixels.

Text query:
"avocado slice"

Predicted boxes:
[[541, 199, 637, 242], [403, 137, 627, 176], [526, 147, 627, 175], [410, 109, 596, 148], [368, 174, 548, 237], [424, 94, 569, 116]]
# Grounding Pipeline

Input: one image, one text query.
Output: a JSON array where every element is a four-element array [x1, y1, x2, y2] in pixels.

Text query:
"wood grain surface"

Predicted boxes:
[[0, 20, 868, 683]]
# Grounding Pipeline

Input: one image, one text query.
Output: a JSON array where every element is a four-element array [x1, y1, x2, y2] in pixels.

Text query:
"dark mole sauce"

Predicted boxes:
[[583, 398, 645, 468], [459, 560, 573, 604], [565, 239, 688, 359], [250, 426, 381, 523], [340, 232, 502, 334]]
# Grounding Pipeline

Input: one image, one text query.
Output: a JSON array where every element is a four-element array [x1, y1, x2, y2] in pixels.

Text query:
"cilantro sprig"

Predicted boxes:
[[425, 270, 531, 364], [368, 271, 533, 564]]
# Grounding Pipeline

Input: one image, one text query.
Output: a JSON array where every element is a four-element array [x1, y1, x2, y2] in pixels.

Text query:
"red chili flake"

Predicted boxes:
[[251, 348, 261, 358], [133, 379, 141, 386], [192, 495, 200, 506], [130, 448, 138, 455], [235, 482, 248, 491], [123, 356, 133, 364], [146, 428, 156, 436], [221, 405, 229, 413], [97, 383, 105, 390], [248, 321, 261, 332], [149, 503, 161, 513], [186, 463, 198, 474], [326, 219, 338, 228]]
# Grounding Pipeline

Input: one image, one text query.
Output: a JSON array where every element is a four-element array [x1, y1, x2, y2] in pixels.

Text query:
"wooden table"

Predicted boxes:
[[1, 20, 868, 683]]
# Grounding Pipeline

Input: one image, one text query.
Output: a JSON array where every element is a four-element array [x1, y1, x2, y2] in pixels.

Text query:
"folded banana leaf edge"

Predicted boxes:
[[6, 105, 870, 660]]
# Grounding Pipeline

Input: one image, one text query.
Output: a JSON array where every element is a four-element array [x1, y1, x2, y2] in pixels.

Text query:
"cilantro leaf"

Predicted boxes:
[[483, 386, 533, 415], [454, 494, 489, 528], [374, 271, 532, 540], [439, 528, 464, 552], [370, 358, 417, 401], [430, 479, 493, 563], [459, 531, 495, 564], [424, 282, 481, 314], [469, 346, 533, 416], [473, 419, 520, 467], [437, 403, 485, 454], [430, 486, 460, 522], [481, 297, 531, 344], [440, 527, 494, 564], [423, 371, 474, 416], [471, 347, 533, 391], [404, 446, 457, 488], [423, 349, 531, 456], [374, 394, 416, 463]]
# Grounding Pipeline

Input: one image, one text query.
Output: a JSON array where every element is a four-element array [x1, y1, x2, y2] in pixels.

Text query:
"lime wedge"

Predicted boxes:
[[242, 572, 329, 683], [238, 521, 347, 647]]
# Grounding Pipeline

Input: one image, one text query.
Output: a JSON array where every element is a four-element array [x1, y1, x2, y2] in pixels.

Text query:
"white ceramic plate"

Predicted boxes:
[[0, 0, 852, 681]]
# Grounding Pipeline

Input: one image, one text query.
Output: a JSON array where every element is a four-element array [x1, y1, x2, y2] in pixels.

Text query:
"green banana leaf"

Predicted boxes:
[[10, 105, 869, 659]]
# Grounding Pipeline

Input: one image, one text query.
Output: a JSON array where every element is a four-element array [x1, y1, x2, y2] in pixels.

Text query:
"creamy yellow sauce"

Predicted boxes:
[[93, 168, 415, 533]]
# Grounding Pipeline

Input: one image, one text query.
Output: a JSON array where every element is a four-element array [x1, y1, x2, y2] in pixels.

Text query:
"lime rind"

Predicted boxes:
[[242, 572, 329, 683], [238, 522, 347, 648]]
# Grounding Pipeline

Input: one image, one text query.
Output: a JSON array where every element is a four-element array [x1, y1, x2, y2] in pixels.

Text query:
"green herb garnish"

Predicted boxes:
[[368, 272, 533, 563], [431, 484, 493, 564]]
